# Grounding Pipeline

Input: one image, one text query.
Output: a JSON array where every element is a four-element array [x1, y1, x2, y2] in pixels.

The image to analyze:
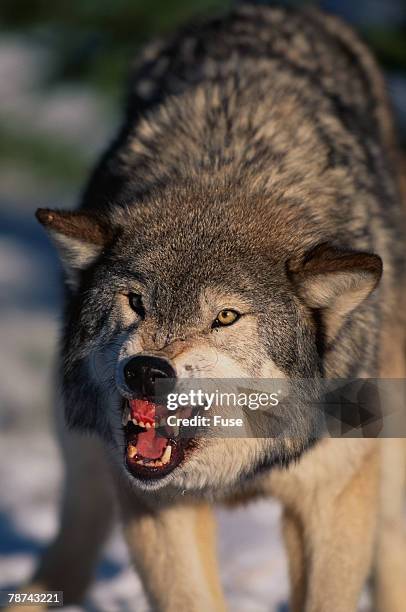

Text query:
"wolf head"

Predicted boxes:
[[37, 185, 382, 494]]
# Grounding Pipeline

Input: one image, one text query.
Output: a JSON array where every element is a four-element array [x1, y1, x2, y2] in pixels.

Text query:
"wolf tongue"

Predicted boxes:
[[137, 428, 167, 459]]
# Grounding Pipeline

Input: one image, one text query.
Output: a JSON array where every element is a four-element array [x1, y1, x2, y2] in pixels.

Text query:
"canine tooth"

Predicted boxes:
[[145, 422, 151, 429], [127, 445, 137, 459], [139, 421, 145, 428], [161, 445, 172, 465], [132, 418, 138, 426]]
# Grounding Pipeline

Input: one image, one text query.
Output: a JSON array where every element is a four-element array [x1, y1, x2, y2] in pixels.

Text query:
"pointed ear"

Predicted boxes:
[[36, 208, 113, 289], [288, 243, 382, 343]]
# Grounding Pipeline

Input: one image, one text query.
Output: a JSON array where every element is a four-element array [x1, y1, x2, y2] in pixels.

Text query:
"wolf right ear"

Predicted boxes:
[[288, 243, 382, 344], [36, 208, 113, 289]]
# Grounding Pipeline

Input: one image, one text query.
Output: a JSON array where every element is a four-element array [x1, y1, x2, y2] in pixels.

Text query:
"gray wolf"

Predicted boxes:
[[21, 3, 406, 611]]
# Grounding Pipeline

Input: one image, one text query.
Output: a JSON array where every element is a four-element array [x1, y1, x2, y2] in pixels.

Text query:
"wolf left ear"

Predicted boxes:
[[288, 243, 382, 343], [36, 208, 113, 289]]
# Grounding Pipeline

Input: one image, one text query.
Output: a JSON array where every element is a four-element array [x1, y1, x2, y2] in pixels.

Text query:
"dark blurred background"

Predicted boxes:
[[0, 2, 405, 610]]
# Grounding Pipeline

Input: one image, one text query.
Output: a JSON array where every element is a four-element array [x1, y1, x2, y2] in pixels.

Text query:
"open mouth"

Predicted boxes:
[[122, 399, 193, 480]]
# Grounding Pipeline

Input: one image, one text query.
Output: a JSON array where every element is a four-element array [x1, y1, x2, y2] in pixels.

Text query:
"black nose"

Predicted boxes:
[[123, 355, 176, 399]]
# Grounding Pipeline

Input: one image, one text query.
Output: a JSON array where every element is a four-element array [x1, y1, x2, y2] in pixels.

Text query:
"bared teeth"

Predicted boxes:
[[161, 445, 172, 465], [145, 422, 151, 430], [139, 421, 145, 428], [131, 449, 171, 468], [127, 444, 137, 459], [132, 418, 138, 426]]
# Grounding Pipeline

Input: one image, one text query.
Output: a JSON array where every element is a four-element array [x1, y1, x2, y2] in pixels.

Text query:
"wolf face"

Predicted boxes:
[[36, 185, 382, 494]]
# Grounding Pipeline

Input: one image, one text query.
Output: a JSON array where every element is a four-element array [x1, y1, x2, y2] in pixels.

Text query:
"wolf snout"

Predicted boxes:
[[123, 355, 176, 399]]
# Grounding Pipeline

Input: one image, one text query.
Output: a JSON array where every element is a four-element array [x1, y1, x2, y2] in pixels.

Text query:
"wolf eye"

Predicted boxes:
[[129, 293, 145, 318], [212, 309, 240, 328]]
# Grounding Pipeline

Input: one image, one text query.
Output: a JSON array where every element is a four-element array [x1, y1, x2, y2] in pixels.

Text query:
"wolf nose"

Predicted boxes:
[[123, 355, 176, 398]]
